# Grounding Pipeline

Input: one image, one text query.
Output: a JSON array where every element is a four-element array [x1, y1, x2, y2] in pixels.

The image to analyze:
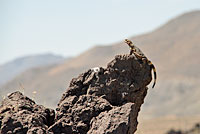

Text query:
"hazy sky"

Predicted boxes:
[[0, 0, 200, 65]]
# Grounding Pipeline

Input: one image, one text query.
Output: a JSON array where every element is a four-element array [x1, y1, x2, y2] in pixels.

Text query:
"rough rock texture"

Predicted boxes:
[[50, 54, 152, 134], [0, 54, 153, 134], [0, 91, 55, 134]]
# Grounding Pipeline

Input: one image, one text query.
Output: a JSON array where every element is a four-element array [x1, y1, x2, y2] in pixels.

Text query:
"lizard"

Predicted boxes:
[[124, 39, 157, 88]]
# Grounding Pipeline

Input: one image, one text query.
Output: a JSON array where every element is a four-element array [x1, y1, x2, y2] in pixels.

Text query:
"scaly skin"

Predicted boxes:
[[124, 39, 157, 88]]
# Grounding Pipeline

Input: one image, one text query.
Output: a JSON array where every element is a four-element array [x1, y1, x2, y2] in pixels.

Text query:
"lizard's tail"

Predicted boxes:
[[148, 61, 157, 88]]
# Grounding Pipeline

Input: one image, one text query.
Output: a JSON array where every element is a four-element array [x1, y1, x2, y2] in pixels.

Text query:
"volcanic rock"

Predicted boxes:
[[50, 54, 152, 134], [0, 91, 55, 134], [0, 54, 153, 134]]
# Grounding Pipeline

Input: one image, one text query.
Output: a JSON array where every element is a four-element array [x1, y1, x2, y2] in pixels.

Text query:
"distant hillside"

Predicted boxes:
[[137, 115, 200, 134], [0, 53, 64, 87], [1, 10, 200, 117]]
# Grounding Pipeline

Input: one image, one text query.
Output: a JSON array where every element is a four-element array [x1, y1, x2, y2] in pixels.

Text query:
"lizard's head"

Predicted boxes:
[[124, 39, 132, 45]]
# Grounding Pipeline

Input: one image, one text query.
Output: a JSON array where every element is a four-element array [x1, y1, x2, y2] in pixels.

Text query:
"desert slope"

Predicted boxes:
[[1, 10, 200, 117], [0, 53, 64, 87]]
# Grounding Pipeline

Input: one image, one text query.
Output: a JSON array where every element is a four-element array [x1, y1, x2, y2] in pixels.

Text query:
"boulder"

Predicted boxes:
[[50, 54, 152, 134], [0, 54, 153, 134], [0, 91, 55, 134]]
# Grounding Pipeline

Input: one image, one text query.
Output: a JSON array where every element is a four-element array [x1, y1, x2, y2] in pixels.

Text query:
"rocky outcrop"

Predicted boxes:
[[0, 54, 153, 134], [50, 54, 152, 134], [0, 91, 55, 134]]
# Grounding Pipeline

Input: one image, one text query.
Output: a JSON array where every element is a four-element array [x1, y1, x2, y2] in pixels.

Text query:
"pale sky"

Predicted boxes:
[[0, 0, 200, 65]]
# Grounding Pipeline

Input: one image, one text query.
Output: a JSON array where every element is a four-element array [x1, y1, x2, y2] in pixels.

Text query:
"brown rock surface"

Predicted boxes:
[[0, 54, 153, 134], [0, 91, 55, 134], [50, 54, 152, 134]]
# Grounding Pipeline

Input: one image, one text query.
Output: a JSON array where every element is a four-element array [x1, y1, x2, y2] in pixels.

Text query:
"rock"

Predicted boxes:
[[87, 103, 137, 134], [166, 122, 200, 134], [0, 91, 55, 134], [0, 54, 153, 134], [167, 129, 183, 134], [51, 54, 152, 134]]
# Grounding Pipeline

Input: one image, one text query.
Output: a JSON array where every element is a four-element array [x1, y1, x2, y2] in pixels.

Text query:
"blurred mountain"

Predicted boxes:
[[0, 53, 65, 87], [1, 10, 200, 117]]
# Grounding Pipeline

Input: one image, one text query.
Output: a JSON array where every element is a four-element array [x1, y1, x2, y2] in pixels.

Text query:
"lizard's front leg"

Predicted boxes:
[[130, 48, 134, 55]]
